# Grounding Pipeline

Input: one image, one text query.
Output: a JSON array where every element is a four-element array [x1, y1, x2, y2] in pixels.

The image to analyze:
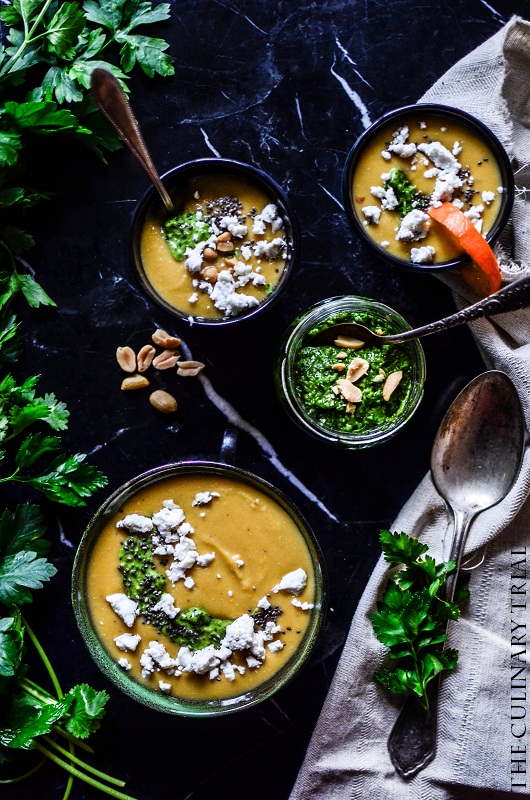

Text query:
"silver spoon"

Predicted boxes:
[[90, 68, 175, 217], [388, 370, 525, 778], [306, 272, 530, 347]]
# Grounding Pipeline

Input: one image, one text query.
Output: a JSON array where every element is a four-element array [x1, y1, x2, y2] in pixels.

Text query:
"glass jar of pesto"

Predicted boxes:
[[277, 296, 426, 448]]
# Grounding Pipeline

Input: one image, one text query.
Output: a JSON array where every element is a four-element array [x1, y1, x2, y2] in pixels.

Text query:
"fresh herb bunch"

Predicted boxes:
[[371, 530, 469, 712], [384, 168, 429, 217], [0, 0, 174, 302], [0, 504, 137, 799]]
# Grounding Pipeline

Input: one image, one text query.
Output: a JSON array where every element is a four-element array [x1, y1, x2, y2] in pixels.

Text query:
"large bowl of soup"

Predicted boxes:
[[342, 104, 514, 271], [131, 159, 300, 325], [72, 461, 326, 716]]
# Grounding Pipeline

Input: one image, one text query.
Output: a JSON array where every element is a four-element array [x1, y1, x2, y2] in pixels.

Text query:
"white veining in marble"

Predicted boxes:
[[334, 35, 374, 90], [318, 183, 345, 211], [200, 127, 222, 157], [330, 56, 372, 129]]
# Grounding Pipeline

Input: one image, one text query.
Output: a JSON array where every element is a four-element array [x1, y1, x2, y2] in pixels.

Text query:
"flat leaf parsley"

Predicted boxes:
[[371, 530, 469, 712]]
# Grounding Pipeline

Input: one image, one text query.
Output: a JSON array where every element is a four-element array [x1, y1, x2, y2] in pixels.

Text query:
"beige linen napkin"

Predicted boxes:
[[290, 17, 530, 800]]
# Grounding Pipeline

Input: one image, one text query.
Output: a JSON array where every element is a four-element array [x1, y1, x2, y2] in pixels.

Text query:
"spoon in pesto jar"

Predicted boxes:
[[387, 370, 525, 778], [90, 68, 175, 217], [306, 272, 530, 347]]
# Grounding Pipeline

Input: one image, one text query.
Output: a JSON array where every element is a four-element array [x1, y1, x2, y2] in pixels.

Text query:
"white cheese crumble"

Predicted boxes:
[[381, 150, 391, 160], [271, 568, 307, 596], [267, 640, 285, 654], [291, 598, 315, 611], [361, 205, 381, 225], [222, 614, 256, 651], [482, 190, 496, 205], [196, 552, 216, 567], [370, 185, 398, 210], [114, 633, 141, 652], [395, 210, 430, 242], [106, 593, 139, 628], [410, 245, 436, 264], [209, 270, 260, 317], [116, 514, 153, 534], [253, 237, 286, 260], [388, 141, 417, 158], [257, 596, 271, 610], [152, 593, 180, 619], [158, 681, 171, 693], [417, 141, 461, 172], [188, 292, 199, 304], [192, 491, 220, 506], [118, 658, 131, 671], [431, 170, 463, 204]]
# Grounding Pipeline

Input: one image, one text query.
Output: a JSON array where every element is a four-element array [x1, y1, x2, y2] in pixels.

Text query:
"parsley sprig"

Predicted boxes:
[[0, 504, 137, 799], [371, 530, 468, 712]]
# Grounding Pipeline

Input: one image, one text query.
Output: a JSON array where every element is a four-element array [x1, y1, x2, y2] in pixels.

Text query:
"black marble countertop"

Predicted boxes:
[[3, 1, 527, 798]]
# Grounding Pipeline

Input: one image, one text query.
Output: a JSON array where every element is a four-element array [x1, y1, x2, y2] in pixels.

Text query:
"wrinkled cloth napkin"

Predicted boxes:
[[290, 17, 530, 800]]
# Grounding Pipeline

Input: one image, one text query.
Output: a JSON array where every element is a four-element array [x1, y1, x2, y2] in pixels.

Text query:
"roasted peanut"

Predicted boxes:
[[153, 349, 181, 370], [116, 346, 136, 373], [346, 357, 369, 383], [203, 247, 218, 260], [201, 266, 218, 284], [149, 390, 177, 413], [177, 360, 205, 377], [216, 241, 234, 253], [334, 336, 365, 350], [216, 231, 231, 242], [121, 374, 149, 391], [382, 371, 403, 401], [137, 344, 156, 372], [336, 379, 362, 404], [152, 328, 181, 349]]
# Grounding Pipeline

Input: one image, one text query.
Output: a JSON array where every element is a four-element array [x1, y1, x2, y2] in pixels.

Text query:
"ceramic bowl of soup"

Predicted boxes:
[[276, 296, 426, 448], [72, 461, 326, 716], [131, 159, 300, 325], [342, 104, 514, 271]]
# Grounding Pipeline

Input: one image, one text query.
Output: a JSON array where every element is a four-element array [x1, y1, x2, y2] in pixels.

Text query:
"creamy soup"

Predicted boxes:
[[351, 113, 503, 264], [85, 473, 318, 702], [140, 174, 288, 319]]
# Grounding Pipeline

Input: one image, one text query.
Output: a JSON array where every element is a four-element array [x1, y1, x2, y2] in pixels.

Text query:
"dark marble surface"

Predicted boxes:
[[3, 0, 527, 798]]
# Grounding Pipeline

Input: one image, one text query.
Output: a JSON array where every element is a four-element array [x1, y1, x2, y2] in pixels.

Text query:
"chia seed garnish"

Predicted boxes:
[[252, 605, 283, 629]]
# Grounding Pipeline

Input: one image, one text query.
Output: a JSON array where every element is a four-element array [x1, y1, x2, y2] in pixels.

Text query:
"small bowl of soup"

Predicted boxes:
[[342, 104, 514, 271], [72, 461, 326, 716], [131, 159, 300, 325], [276, 296, 426, 448]]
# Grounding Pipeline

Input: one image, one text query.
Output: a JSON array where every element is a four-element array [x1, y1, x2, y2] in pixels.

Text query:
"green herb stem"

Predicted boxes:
[[0, 754, 47, 784], [0, 0, 55, 77], [42, 736, 125, 787], [22, 615, 63, 698], [34, 743, 138, 800], [53, 725, 94, 754]]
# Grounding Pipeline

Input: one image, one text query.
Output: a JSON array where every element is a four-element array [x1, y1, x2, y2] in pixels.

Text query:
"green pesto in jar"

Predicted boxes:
[[294, 312, 414, 434]]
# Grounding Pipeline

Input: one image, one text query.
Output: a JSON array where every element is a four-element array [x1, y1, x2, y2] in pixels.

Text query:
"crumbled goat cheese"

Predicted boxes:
[[464, 205, 484, 220], [391, 126, 409, 145], [192, 491, 220, 506], [410, 245, 436, 264], [106, 593, 139, 628], [140, 652, 155, 678], [253, 238, 286, 260], [381, 150, 391, 160], [291, 598, 315, 611], [152, 593, 180, 619], [240, 245, 253, 260], [361, 205, 381, 225], [417, 141, 461, 171], [219, 215, 248, 238], [252, 273, 266, 287], [452, 141, 462, 155], [143, 641, 177, 671], [183, 576, 195, 590], [196, 552, 216, 567], [221, 661, 236, 681], [257, 596, 271, 610], [381, 240, 390, 248], [152, 506, 186, 538], [272, 568, 307, 596], [370, 186, 398, 210], [158, 681, 171, 693], [209, 270, 260, 317], [423, 167, 440, 179], [188, 292, 199, 304], [246, 655, 263, 669], [268, 640, 285, 654], [431, 170, 463, 204], [184, 240, 208, 273], [118, 658, 131, 671], [452, 198, 464, 209], [482, 190, 496, 205], [419, 121, 426, 129], [222, 614, 256, 650], [271, 216, 284, 233], [209, 667, 220, 680], [233, 556, 245, 568], [116, 514, 153, 534], [114, 633, 141, 652], [395, 210, 430, 242], [388, 141, 417, 158]]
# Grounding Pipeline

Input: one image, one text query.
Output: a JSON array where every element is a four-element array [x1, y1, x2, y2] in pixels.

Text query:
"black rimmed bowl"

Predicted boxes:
[[131, 158, 300, 326], [342, 104, 514, 272], [72, 461, 326, 717]]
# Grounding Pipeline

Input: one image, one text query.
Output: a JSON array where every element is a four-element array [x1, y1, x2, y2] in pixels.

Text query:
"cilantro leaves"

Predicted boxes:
[[371, 530, 466, 712]]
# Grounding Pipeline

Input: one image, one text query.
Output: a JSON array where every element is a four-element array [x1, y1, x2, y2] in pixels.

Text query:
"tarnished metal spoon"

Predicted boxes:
[[388, 370, 525, 778], [90, 68, 175, 216], [306, 272, 530, 347]]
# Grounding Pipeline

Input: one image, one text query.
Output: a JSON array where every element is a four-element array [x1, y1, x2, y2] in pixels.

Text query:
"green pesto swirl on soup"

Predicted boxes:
[[294, 312, 414, 434]]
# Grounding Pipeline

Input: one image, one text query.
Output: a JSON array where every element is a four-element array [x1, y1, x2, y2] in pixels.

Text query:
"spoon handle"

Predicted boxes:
[[90, 68, 174, 215], [387, 272, 530, 343], [387, 508, 474, 777]]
